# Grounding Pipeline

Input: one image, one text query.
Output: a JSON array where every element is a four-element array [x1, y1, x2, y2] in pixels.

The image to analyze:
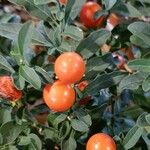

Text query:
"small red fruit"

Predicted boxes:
[[77, 80, 88, 91], [54, 52, 85, 84], [120, 47, 135, 60], [80, 2, 104, 28], [43, 81, 75, 112], [86, 133, 116, 150], [0, 76, 22, 101], [59, 0, 67, 5], [106, 13, 120, 31]]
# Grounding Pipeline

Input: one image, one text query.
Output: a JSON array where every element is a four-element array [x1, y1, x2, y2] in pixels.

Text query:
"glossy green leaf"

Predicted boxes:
[[18, 136, 31, 146], [0, 23, 21, 40], [65, 0, 86, 24], [75, 109, 92, 126], [28, 134, 42, 150], [0, 23, 51, 46], [136, 113, 149, 127], [0, 54, 15, 73], [35, 66, 53, 83], [58, 121, 71, 140], [0, 109, 12, 124], [126, 3, 142, 17], [0, 121, 27, 145], [123, 125, 143, 149], [0, 133, 3, 145], [63, 135, 77, 150], [86, 53, 113, 73], [128, 22, 150, 46], [145, 114, 150, 125], [118, 72, 149, 93], [12, 73, 25, 90], [130, 35, 150, 48], [102, 0, 117, 10], [19, 65, 41, 89], [76, 29, 111, 58], [84, 71, 126, 96], [18, 22, 34, 55], [71, 119, 89, 132], [43, 128, 58, 141], [8, 0, 51, 20], [142, 75, 150, 92], [47, 114, 58, 126], [34, 0, 53, 5], [53, 114, 68, 129], [128, 59, 150, 73], [122, 105, 144, 119], [139, 0, 150, 3], [63, 25, 83, 41]]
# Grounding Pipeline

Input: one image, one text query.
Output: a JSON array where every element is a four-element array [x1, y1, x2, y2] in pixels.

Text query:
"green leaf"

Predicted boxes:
[[18, 22, 34, 55], [94, 10, 108, 20], [71, 119, 89, 132], [34, 0, 52, 5], [12, 73, 25, 90], [0, 14, 16, 23], [86, 53, 113, 73], [7, 145, 18, 150], [0, 23, 51, 46], [43, 128, 58, 141], [123, 125, 143, 149], [126, 3, 142, 17], [111, 0, 128, 14], [118, 72, 149, 93], [65, 0, 86, 24], [53, 114, 68, 129], [19, 65, 41, 89], [128, 22, 150, 46], [56, 11, 65, 21], [18, 136, 31, 146], [35, 66, 53, 83], [102, 0, 117, 10], [63, 25, 84, 41], [32, 27, 52, 46], [0, 121, 27, 145], [58, 121, 71, 140], [0, 23, 21, 40], [142, 133, 150, 148], [8, 0, 51, 21], [0, 133, 3, 145], [142, 75, 150, 92], [28, 134, 42, 150], [139, 0, 150, 3], [47, 113, 58, 126], [84, 71, 126, 96], [145, 114, 150, 125], [121, 105, 144, 119], [10, 41, 23, 65], [128, 59, 150, 73], [0, 55, 15, 73], [136, 113, 149, 127], [134, 89, 150, 108], [76, 29, 111, 58], [0, 109, 12, 124], [75, 109, 92, 126], [63, 135, 77, 150], [130, 35, 149, 48]]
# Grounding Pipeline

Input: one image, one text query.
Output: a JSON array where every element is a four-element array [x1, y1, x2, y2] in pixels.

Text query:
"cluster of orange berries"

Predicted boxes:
[[43, 52, 86, 112]]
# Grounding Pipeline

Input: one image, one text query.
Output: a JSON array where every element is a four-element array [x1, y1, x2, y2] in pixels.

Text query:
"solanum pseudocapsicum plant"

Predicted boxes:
[[0, 0, 150, 149]]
